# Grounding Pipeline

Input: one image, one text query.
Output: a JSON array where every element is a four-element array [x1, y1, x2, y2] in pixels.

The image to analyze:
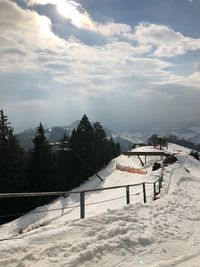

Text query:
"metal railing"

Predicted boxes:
[[0, 177, 163, 220]]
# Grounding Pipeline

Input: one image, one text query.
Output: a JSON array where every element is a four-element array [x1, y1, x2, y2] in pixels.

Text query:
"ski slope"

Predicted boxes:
[[0, 144, 200, 267]]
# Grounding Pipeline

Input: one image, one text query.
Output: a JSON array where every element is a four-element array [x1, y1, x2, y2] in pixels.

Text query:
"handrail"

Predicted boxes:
[[0, 177, 163, 220], [0, 179, 160, 198]]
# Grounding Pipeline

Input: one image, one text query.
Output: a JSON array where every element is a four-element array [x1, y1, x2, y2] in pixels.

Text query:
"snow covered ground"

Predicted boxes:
[[0, 144, 200, 266]]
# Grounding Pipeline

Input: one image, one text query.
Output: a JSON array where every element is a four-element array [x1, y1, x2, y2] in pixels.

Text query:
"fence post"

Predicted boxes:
[[158, 179, 161, 194], [143, 183, 146, 203], [159, 177, 162, 191], [161, 164, 164, 182], [80, 191, 85, 219], [153, 182, 157, 201], [126, 186, 130, 205]]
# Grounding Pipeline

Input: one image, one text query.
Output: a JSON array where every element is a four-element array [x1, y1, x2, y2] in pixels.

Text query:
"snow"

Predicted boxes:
[[0, 143, 200, 266], [112, 133, 144, 144]]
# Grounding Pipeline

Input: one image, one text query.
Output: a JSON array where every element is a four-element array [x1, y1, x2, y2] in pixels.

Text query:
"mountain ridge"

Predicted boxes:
[[16, 120, 200, 151]]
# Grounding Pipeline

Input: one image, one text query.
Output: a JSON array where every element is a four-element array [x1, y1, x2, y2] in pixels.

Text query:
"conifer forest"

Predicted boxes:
[[0, 110, 121, 223]]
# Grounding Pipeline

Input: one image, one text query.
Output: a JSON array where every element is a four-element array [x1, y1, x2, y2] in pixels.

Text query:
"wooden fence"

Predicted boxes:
[[0, 176, 163, 220], [116, 163, 147, 175]]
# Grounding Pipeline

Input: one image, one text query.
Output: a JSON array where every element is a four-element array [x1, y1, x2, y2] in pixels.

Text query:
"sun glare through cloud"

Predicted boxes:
[[56, 0, 93, 29]]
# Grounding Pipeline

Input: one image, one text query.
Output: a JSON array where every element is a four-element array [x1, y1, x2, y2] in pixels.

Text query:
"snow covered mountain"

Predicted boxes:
[[17, 122, 141, 151], [172, 122, 200, 144], [17, 120, 200, 153], [1, 144, 200, 266], [119, 122, 200, 146]]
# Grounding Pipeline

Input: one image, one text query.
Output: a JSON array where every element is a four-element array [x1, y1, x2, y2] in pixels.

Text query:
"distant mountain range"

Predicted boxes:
[[16, 121, 140, 151], [172, 122, 200, 144], [16, 121, 200, 151]]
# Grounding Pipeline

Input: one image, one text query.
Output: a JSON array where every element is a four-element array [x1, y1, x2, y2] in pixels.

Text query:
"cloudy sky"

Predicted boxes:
[[1, 0, 200, 132]]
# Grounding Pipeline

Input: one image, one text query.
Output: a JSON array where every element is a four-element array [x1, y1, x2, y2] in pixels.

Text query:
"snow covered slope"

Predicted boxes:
[[173, 122, 200, 144], [0, 144, 200, 267], [0, 146, 161, 238]]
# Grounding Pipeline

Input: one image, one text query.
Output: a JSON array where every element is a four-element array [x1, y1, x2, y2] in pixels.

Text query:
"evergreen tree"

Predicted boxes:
[[29, 123, 56, 192], [0, 110, 28, 223], [115, 142, 121, 156], [69, 114, 95, 184], [148, 134, 159, 145], [109, 137, 121, 158], [93, 122, 107, 170], [76, 114, 94, 159], [0, 109, 26, 193], [56, 133, 71, 191], [68, 115, 121, 188]]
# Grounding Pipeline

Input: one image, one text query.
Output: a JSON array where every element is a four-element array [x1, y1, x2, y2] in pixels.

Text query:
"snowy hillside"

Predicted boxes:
[[172, 122, 200, 144], [0, 144, 200, 266]]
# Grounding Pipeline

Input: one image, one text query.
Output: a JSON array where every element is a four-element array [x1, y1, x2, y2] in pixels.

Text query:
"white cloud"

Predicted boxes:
[[1, 0, 200, 104], [153, 70, 200, 88], [25, 0, 200, 54], [1, 0, 200, 130], [26, 0, 134, 40], [0, 0, 66, 72], [26, 0, 57, 5], [134, 23, 200, 57], [151, 60, 200, 88], [0, 1, 154, 93]]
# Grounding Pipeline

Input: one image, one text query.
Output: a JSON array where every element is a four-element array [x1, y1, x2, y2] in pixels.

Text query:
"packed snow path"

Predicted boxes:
[[0, 144, 200, 266]]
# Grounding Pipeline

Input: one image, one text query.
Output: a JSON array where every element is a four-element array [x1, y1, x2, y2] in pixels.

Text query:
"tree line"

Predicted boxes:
[[0, 110, 121, 224]]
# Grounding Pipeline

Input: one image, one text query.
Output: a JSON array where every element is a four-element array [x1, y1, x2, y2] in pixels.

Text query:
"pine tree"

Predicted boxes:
[[69, 114, 95, 185], [68, 115, 121, 187], [115, 142, 121, 156], [148, 134, 159, 145], [0, 109, 26, 193], [29, 123, 56, 192], [93, 122, 107, 170], [76, 114, 94, 157], [0, 110, 28, 223], [56, 133, 71, 191]]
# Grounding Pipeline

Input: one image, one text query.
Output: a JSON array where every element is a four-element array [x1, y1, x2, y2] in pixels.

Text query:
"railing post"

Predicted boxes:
[[80, 191, 85, 219], [161, 164, 164, 182], [159, 178, 162, 192], [153, 182, 157, 201], [126, 186, 130, 205], [158, 179, 161, 194], [143, 183, 146, 203]]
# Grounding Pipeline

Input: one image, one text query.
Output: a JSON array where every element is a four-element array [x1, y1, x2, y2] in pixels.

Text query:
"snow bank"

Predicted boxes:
[[0, 144, 200, 267]]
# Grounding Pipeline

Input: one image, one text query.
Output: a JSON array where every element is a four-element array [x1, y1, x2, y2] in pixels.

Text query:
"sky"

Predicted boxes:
[[0, 0, 200, 132]]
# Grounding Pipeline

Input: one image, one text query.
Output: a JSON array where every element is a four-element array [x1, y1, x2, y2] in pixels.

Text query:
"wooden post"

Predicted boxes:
[[126, 186, 130, 205], [159, 177, 162, 190], [80, 191, 85, 219], [153, 182, 156, 201], [143, 183, 146, 203], [161, 164, 164, 182], [158, 179, 161, 193]]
